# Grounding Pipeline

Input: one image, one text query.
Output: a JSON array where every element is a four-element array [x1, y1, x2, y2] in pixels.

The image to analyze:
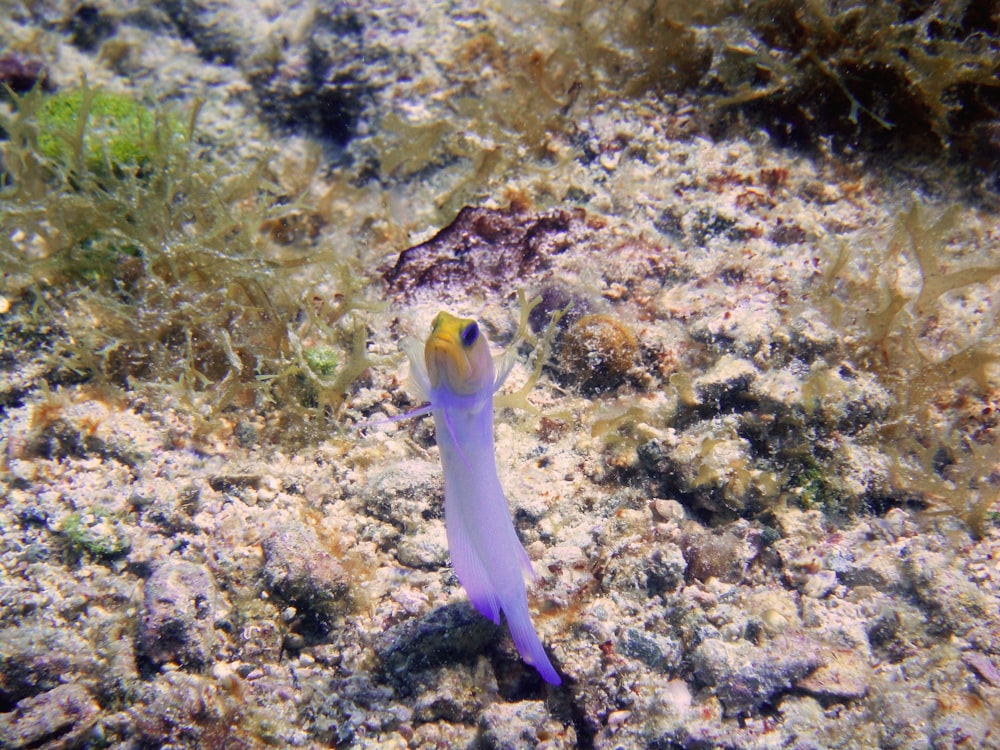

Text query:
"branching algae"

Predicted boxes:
[[0, 81, 370, 445]]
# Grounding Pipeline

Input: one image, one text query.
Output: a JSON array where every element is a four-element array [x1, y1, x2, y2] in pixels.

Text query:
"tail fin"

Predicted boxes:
[[505, 596, 561, 685]]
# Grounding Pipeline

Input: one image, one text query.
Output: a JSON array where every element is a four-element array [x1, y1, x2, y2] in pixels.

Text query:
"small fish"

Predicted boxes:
[[397, 311, 561, 685]]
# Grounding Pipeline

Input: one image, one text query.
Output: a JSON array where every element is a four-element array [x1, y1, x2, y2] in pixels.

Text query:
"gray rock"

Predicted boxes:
[[691, 636, 820, 716], [0, 624, 97, 705], [619, 628, 682, 672], [904, 546, 1000, 645], [478, 700, 550, 750], [797, 647, 871, 699], [412, 661, 498, 723], [963, 651, 1000, 687], [0, 683, 100, 750], [261, 521, 350, 632], [601, 538, 687, 598], [137, 560, 218, 669], [396, 523, 448, 569], [358, 459, 441, 531], [646, 542, 687, 594], [158, 0, 268, 65], [243, 3, 384, 146]]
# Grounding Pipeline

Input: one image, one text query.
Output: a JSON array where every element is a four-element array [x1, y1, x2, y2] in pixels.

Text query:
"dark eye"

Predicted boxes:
[[460, 322, 479, 347]]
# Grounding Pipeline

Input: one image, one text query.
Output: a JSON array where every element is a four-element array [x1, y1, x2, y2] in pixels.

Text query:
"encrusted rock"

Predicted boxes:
[[904, 544, 1000, 647], [601, 535, 687, 598], [692, 354, 758, 406], [680, 523, 756, 584], [619, 628, 682, 672], [261, 521, 350, 631], [0, 683, 100, 750], [138, 560, 218, 670], [646, 542, 687, 594], [667, 418, 764, 511], [358, 458, 441, 529], [558, 313, 639, 393], [797, 647, 871, 699], [376, 602, 498, 680], [0, 624, 96, 705], [396, 522, 448, 570], [412, 660, 498, 722], [691, 635, 820, 716], [239, 618, 283, 665], [479, 700, 575, 750]]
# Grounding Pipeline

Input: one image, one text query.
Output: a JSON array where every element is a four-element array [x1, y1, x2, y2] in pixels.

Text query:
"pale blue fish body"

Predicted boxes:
[[402, 311, 560, 685]]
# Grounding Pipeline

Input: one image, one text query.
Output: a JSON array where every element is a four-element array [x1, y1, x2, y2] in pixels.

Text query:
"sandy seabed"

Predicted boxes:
[[1, 1, 999, 748]]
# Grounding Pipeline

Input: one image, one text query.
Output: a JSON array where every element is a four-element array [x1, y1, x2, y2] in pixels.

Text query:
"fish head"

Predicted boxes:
[[425, 311, 493, 395]]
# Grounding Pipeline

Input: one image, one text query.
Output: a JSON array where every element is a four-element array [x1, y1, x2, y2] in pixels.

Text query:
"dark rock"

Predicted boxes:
[[0, 683, 100, 750], [233, 420, 259, 448], [412, 662, 498, 723], [692, 355, 758, 407], [619, 628, 682, 672], [866, 610, 901, 651], [645, 542, 687, 594], [376, 602, 498, 683], [680, 524, 755, 584], [65, 4, 115, 51], [261, 521, 350, 639], [383, 206, 594, 300], [158, 0, 248, 64], [137, 560, 218, 670], [526, 284, 590, 334], [207, 474, 262, 493], [0, 624, 96, 708], [691, 636, 820, 716], [245, 5, 378, 146]]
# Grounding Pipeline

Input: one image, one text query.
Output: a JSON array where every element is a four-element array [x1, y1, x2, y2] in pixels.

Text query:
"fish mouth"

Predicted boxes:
[[425, 333, 474, 392]]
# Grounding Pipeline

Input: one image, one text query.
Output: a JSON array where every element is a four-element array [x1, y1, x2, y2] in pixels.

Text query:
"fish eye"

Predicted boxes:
[[460, 322, 479, 347]]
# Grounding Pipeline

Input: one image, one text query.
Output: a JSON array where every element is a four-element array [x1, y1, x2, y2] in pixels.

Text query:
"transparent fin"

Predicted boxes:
[[401, 335, 430, 401], [493, 347, 518, 392]]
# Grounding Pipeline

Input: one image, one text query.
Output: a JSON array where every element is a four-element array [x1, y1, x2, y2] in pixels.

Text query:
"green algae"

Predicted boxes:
[[62, 510, 130, 560], [0, 82, 370, 447], [35, 87, 179, 175]]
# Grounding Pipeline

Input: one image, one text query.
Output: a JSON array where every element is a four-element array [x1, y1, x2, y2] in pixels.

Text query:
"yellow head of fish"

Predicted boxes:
[[424, 312, 493, 395]]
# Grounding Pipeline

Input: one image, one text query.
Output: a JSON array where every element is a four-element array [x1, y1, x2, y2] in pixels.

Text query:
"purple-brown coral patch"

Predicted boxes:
[[0, 54, 48, 94], [382, 205, 594, 299]]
